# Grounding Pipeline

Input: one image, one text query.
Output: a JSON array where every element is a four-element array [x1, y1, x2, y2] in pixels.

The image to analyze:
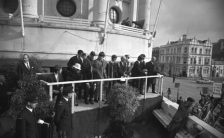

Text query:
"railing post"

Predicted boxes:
[[144, 77, 147, 99], [160, 76, 164, 96], [100, 81, 103, 102], [49, 85, 53, 101], [71, 83, 75, 113], [125, 77, 128, 86]]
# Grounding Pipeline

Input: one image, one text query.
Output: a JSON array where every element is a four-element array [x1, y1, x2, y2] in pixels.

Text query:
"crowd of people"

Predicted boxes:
[[191, 92, 224, 132], [17, 50, 160, 105], [14, 50, 160, 138]]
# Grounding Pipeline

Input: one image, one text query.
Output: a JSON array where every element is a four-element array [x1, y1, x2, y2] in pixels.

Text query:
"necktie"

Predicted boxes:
[[27, 63, 30, 69]]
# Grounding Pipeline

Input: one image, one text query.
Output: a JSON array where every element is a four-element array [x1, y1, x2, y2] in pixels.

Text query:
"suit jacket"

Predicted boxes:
[[106, 61, 119, 78], [17, 108, 38, 138], [118, 61, 128, 77], [131, 61, 145, 77], [82, 58, 92, 80], [54, 98, 72, 131], [145, 61, 158, 76], [17, 61, 35, 80], [92, 58, 107, 79], [47, 73, 64, 91]]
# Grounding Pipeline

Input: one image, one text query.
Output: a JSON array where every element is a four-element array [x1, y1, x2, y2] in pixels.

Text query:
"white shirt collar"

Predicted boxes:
[[26, 106, 33, 112]]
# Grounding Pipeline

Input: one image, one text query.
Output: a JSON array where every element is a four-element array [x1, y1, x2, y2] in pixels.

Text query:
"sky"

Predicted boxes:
[[150, 0, 224, 47]]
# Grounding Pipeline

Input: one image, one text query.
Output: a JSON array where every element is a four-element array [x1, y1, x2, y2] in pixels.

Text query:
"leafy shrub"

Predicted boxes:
[[103, 83, 140, 138], [8, 76, 54, 119], [107, 83, 140, 123]]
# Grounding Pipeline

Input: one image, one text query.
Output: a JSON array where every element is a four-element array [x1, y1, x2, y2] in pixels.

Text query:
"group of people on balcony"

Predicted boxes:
[[16, 51, 160, 106]]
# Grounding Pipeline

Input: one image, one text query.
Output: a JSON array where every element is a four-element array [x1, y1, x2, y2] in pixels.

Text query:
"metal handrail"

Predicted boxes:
[[41, 75, 164, 113]]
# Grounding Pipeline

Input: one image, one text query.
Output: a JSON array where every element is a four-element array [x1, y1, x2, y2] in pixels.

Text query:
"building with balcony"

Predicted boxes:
[[0, 0, 154, 68], [159, 34, 212, 78]]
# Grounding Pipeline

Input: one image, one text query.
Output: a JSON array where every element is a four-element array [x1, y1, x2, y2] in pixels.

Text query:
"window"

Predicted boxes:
[[57, 0, 76, 17], [191, 48, 194, 53], [184, 47, 188, 53], [200, 48, 202, 54], [195, 48, 197, 54], [199, 57, 201, 65], [109, 7, 120, 23], [2, 0, 18, 13]]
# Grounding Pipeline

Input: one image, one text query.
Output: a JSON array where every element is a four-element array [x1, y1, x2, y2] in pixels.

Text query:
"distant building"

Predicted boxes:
[[211, 60, 224, 77], [159, 34, 212, 78], [212, 39, 224, 61], [152, 47, 160, 60]]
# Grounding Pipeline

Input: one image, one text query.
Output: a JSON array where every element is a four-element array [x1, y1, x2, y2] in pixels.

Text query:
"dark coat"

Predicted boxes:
[[131, 61, 145, 77], [17, 61, 36, 80], [16, 108, 38, 138], [82, 58, 92, 80], [106, 61, 119, 78], [46, 73, 64, 91], [54, 98, 72, 131], [145, 61, 158, 76], [118, 61, 128, 77], [67, 56, 83, 70]]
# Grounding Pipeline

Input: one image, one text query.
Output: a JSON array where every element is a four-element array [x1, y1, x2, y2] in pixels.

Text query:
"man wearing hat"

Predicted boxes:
[[16, 96, 45, 138], [92, 52, 107, 102], [54, 86, 72, 138]]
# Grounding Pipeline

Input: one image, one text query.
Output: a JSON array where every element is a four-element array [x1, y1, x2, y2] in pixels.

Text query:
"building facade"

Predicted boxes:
[[159, 34, 212, 78], [152, 47, 160, 60], [0, 0, 153, 68]]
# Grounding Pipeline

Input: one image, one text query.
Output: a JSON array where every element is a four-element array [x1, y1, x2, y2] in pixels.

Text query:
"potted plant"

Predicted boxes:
[[103, 83, 140, 138]]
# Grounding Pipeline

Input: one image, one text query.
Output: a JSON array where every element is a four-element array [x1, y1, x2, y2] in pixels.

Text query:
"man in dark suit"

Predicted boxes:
[[131, 54, 146, 94], [47, 65, 64, 104], [145, 56, 159, 93], [16, 96, 45, 138], [54, 87, 72, 138], [17, 54, 36, 80], [67, 50, 83, 71]]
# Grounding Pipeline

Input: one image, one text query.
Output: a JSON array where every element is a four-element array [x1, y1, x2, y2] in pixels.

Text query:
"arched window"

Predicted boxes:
[[57, 0, 76, 17], [2, 0, 18, 13], [109, 7, 120, 23]]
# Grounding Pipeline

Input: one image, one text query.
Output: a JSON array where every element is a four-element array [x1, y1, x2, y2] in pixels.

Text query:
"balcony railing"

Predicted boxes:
[[40, 75, 164, 113], [111, 24, 145, 35]]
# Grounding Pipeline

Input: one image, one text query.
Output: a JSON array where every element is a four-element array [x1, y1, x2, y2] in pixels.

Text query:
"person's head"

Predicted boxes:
[[26, 96, 38, 109], [82, 53, 87, 59], [137, 55, 144, 62], [186, 97, 195, 110], [151, 56, 156, 62], [168, 88, 171, 90], [72, 63, 81, 73], [77, 50, 84, 57], [179, 96, 182, 100], [23, 54, 29, 63], [98, 52, 105, 60], [121, 56, 125, 62], [89, 51, 96, 60], [111, 55, 117, 62], [125, 54, 130, 61], [52, 65, 62, 74]]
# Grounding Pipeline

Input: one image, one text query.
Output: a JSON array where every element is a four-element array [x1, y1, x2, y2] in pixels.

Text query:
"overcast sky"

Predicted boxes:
[[150, 0, 224, 47]]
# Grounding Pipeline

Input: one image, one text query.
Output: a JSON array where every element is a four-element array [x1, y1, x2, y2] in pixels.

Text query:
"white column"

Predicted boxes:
[[93, 0, 108, 25], [22, 0, 38, 18], [143, 0, 151, 30], [88, 0, 94, 21], [130, 0, 138, 22]]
